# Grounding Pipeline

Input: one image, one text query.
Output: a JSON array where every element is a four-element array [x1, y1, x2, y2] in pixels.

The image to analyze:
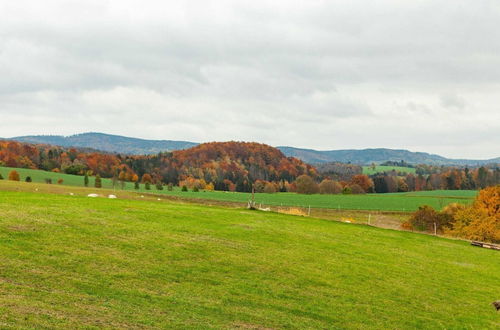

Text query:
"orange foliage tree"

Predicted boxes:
[[8, 170, 20, 181]]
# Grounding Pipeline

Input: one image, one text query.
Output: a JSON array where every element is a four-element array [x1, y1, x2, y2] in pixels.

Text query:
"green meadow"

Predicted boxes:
[[0, 189, 498, 328], [363, 165, 416, 175], [0, 166, 476, 212]]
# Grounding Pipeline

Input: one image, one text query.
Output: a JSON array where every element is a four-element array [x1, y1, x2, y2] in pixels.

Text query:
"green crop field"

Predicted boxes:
[[0, 189, 498, 329], [0, 166, 475, 212], [363, 165, 416, 175]]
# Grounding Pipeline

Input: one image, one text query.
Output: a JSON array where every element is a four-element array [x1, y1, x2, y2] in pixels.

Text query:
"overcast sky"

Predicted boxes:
[[1, 0, 499, 159]]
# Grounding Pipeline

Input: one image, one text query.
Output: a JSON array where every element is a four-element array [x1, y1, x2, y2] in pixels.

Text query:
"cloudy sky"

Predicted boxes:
[[1, 0, 499, 159]]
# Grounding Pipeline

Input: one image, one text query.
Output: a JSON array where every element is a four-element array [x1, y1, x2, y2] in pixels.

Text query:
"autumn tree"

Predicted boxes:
[[448, 185, 500, 243], [141, 173, 152, 184], [295, 175, 319, 194], [8, 170, 20, 181], [319, 179, 342, 194], [263, 182, 277, 194], [350, 174, 374, 193], [349, 184, 365, 194]]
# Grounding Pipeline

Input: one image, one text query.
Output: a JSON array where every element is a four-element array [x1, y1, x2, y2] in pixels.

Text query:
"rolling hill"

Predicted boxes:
[[4, 132, 500, 165], [6, 132, 197, 155], [277, 146, 500, 166]]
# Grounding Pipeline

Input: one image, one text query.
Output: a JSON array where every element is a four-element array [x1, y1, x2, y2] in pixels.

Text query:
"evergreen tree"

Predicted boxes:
[[145, 182, 151, 190], [134, 181, 140, 190], [25, 176, 32, 182], [84, 173, 89, 187]]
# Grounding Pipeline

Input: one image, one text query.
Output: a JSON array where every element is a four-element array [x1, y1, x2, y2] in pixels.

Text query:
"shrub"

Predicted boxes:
[[263, 182, 276, 194], [349, 184, 365, 194], [84, 173, 89, 187], [134, 181, 140, 190], [319, 179, 342, 194], [181, 185, 188, 192], [167, 183, 173, 191], [8, 170, 20, 181], [95, 175, 102, 188], [0, 173, 3, 180], [45, 178, 52, 184], [156, 182, 164, 190], [295, 175, 319, 194], [405, 205, 452, 233], [25, 176, 32, 182], [193, 186, 199, 192], [57, 179, 64, 185], [342, 186, 352, 195], [145, 182, 151, 190]]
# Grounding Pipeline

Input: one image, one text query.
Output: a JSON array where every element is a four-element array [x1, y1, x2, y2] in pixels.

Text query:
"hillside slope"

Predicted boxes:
[[0, 190, 498, 328], [7, 132, 197, 154], [4, 132, 499, 165], [278, 146, 500, 165]]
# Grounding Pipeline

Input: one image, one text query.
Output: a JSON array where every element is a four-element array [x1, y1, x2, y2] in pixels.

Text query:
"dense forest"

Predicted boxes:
[[1, 140, 499, 193], [0, 140, 317, 192]]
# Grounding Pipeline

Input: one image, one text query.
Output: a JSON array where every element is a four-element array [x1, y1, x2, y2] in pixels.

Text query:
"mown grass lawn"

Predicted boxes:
[[0, 190, 498, 329], [0, 166, 475, 212]]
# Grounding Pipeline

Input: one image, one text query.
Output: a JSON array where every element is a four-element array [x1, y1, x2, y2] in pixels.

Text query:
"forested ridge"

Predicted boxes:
[[1, 140, 499, 193], [0, 140, 316, 191]]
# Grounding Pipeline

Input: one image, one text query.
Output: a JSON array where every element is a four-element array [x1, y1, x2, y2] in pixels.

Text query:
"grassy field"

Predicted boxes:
[[363, 165, 416, 175], [0, 189, 499, 328], [0, 166, 475, 211]]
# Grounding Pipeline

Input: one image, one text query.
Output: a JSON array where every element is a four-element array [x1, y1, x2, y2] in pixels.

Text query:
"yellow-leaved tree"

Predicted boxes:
[[448, 185, 500, 243]]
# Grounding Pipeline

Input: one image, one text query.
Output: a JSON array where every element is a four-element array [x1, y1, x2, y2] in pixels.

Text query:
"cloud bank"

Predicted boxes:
[[1, 0, 499, 158]]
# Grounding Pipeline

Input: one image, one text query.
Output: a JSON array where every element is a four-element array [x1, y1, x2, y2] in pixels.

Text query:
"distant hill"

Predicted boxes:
[[6, 133, 197, 155], [276, 146, 500, 166], [3, 132, 499, 166]]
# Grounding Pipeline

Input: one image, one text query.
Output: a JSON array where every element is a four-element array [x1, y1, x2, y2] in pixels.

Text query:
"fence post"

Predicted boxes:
[[434, 222, 437, 235], [368, 214, 371, 225], [308, 205, 311, 216]]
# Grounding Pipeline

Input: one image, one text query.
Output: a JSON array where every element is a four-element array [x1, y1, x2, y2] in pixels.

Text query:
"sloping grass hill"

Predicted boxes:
[[0, 190, 498, 328]]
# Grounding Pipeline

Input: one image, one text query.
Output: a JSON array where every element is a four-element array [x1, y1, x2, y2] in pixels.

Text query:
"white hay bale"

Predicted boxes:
[[157, 198, 161, 201], [87, 193, 99, 198], [108, 194, 117, 199], [69, 193, 74, 196]]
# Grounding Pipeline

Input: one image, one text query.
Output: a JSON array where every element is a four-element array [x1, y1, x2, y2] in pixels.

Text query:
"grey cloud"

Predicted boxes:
[[439, 93, 466, 110], [0, 0, 499, 158]]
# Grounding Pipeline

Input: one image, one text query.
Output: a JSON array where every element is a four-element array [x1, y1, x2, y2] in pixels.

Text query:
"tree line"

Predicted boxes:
[[1, 140, 499, 193]]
